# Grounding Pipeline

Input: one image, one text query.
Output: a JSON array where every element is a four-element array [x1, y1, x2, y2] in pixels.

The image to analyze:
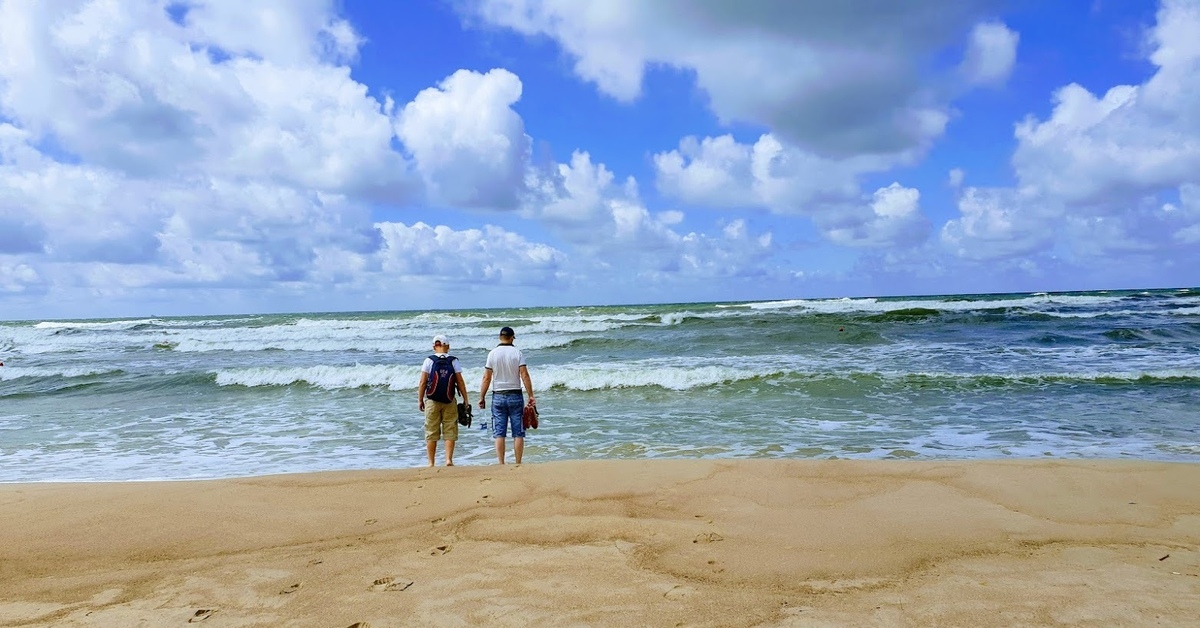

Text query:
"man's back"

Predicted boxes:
[[486, 344, 524, 390]]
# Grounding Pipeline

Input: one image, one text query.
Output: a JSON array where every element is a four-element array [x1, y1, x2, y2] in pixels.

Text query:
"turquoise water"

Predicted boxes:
[[1, 288, 1198, 481]]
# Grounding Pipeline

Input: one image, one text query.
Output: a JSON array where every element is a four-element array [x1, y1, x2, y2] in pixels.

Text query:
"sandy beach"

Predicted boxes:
[[1, 460, 1198, 627]]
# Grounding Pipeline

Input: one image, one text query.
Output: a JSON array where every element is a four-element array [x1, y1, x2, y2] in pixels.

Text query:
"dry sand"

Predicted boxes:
[[1, 459, 1198, 627]]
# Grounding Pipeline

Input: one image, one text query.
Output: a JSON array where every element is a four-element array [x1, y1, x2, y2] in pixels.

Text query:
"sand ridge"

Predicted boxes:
[[1, 459, 1198, 626]]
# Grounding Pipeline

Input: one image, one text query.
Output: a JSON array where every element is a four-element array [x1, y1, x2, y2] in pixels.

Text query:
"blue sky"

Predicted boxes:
[[1, 0, 1198, 320]]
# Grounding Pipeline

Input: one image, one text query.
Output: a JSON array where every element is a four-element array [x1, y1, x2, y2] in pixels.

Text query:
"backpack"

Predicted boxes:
[[425, 354, 457, 403]]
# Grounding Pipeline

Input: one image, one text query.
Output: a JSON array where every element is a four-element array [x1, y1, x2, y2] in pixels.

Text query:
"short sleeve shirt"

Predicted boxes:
[[484, 344, 525, 390]]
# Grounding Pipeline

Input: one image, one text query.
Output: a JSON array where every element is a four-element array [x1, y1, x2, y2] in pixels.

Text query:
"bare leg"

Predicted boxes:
[[425, 440, 436, 467], [494, 437, 506, 464], [514, 437, 524, 465], [445, 440, 455, 466]]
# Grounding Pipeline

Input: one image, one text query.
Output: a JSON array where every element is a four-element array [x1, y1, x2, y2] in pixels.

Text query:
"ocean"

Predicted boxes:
[[1, 288, 1198, 482]]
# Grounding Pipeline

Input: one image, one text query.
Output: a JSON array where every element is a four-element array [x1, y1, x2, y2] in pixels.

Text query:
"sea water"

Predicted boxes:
[[1, 288, 1198, 481]]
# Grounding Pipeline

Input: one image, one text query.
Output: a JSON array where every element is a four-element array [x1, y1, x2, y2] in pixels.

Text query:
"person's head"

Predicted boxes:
[[432, 334, 449, 351], [499, 326, 515, 342]]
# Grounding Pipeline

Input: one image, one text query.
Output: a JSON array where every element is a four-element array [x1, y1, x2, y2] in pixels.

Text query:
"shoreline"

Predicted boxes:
[[3, 459, 1199, 626], [9, 452, 1200, 485]]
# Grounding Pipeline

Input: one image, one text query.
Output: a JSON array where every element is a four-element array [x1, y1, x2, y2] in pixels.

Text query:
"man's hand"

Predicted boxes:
[[418, 399, 425, 412], [478, 398, 486, 410]]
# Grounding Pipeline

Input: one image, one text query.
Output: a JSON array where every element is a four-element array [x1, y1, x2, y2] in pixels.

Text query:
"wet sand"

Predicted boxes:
[[2, 459, 1198, 627]]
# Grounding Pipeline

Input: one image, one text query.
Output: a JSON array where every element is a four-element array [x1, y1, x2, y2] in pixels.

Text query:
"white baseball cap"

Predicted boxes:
[[432, 334, 449, 345]]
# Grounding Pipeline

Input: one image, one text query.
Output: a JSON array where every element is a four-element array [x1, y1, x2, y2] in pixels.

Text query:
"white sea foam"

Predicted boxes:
[[537, 357, 786, 391], [214, 364, 427, 390], [168, 314, 656, 353], [730, 293, 1134, 315], [0, 365, 119, 380], [211, 357, 1200, 392], [518, 319, 630, 334], [212, 358, 791, 392], [9, 323, 585, 355], [892, 366, 1200, 383], [34, 319, 164, 331], [172, 328, 580, 353]]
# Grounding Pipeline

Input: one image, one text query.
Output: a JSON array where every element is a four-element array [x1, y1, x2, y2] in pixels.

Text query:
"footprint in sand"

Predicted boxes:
[[370, 576, 413, 592], [430, 544, 451, 555], [364, 518, 378, 525], [479, 477, 492, 484], [347, 622, 371, 628], [613, 540, 638, 555], [693, 532, 724, 544], [188, 609, 216, 623], [279, 582, 302, 594], [664, 584, 696, 600]]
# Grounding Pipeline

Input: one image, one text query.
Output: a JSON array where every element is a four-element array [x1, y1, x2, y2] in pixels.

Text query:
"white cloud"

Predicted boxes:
[[0, 158, 165, 264], [0, 0, 419, 200], [0, 1, 468, 310], [655, 134, 882, 211], [1013, 0, 1200, 206], [0, 261, 39, 293], [0, 1, 791, 313], [396, 69, 531, 209], [178, 0, 366, 65], [824, 183, 930, 248], [523, 150, 775, 280], [375, 222, 566, 287], [2, 0, 1194, 316], [1175, 184, 1200, 243], [943, 0, 1200, 272], [654, 133, 929, 248], [940, 187, 1056, 260], [948, 168, 965, 188], [526, 150, 627, 231], [465, 0, 1007, 156], [961, 21, 1019, 86], [652, 135, 753, 207]]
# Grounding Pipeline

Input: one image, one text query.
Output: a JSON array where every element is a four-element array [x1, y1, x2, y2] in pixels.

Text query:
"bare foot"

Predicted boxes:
[[445, 462, 454, 467]]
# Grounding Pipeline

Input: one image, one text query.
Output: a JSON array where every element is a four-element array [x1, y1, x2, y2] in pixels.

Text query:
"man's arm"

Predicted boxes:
[[454, 372, 469, 405], [478, 368, 492, 409], [417, 371, 428, 411], [519, 364, 535, 405]]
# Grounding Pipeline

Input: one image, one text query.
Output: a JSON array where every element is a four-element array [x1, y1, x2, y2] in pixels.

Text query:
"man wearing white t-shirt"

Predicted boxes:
[[478, 326, 536, 464]]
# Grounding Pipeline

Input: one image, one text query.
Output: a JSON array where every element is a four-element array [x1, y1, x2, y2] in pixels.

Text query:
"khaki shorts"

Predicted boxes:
[[424, 400, 459, 441]]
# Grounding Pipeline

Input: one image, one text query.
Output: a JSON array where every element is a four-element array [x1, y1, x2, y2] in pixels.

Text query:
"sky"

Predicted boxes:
[[1, 0, 1198, 320]]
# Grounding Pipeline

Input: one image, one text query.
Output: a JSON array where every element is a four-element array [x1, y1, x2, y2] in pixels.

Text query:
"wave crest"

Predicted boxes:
[[214, 364, 426, 390]]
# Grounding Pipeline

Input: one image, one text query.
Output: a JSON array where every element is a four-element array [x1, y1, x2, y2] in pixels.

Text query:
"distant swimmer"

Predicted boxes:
[[838, 327, 844, 332]]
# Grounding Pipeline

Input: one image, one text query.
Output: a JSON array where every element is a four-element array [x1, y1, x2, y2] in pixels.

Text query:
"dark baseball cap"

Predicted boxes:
[[500, 326, 515, 337]]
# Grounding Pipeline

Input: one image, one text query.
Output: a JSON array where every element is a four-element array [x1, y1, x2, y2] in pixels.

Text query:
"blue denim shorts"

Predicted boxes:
[[490, 391, 526, 438]]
